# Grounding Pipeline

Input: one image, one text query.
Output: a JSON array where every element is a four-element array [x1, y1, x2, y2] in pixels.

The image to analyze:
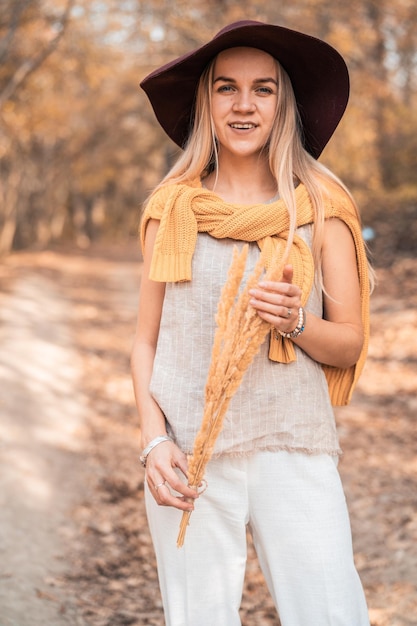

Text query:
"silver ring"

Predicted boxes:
[[154, 481, 167, 491], [286, 308, 292, 318]]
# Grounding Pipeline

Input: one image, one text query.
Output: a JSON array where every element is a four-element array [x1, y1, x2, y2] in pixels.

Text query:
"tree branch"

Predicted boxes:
[[0, 0, 32, 65], [0, 0, 74, 109]]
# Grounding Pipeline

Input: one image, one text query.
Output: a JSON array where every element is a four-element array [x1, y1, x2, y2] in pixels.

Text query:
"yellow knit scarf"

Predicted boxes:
[[140, 180, 370, 406]]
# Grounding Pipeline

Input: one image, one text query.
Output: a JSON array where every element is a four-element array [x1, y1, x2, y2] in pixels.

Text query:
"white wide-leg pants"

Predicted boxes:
[[145, 451, 370, 626]]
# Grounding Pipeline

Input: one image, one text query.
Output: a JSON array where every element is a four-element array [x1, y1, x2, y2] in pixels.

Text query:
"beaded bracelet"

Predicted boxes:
[[276, 306, 306, 339]]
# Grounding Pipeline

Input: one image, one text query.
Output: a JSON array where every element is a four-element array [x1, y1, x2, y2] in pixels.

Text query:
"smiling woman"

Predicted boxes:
[[132, 19, 373, 626]]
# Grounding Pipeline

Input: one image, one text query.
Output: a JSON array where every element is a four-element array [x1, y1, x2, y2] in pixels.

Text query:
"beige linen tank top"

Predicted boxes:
[[150, 227, 341, 457]]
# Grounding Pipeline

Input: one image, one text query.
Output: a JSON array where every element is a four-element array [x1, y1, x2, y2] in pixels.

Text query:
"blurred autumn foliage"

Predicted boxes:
[[0, 0, 416, 263]]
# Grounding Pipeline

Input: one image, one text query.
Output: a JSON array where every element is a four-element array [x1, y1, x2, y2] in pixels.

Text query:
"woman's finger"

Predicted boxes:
[[149, 474, 196, 511]]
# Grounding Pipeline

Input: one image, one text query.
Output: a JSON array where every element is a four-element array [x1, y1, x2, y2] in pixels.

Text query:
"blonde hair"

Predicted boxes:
[[151, 52, 374, 291]]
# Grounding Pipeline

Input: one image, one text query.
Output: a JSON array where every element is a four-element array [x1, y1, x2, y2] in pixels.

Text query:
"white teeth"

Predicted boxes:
[[230, 123, 256, 129]]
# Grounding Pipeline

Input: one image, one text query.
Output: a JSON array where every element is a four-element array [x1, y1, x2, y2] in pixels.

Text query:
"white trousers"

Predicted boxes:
[[145, 451, 370, 626]]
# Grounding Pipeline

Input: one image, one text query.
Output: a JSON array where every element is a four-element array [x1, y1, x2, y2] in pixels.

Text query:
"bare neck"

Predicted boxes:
[[203, 156, 277, 204]]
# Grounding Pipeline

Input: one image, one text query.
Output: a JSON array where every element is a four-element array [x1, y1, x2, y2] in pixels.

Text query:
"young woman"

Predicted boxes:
[[132, 20, 372, 626]]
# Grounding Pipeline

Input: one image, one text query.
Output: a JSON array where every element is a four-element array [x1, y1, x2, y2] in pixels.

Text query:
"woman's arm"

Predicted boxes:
[[249, 218, 363, 368], [131, 219, 197, 511]]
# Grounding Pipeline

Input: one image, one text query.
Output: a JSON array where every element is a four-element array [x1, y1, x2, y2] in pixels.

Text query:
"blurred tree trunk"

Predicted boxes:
[[0, 169, 22, 255], [365, 1, 390, 187]]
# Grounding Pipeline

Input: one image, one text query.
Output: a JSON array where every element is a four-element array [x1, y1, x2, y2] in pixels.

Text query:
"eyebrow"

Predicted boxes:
[[213, 76, 278, 86]]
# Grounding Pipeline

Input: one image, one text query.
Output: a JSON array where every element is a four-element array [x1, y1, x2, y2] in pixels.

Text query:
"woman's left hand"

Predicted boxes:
[[249, 264, 302, 335]]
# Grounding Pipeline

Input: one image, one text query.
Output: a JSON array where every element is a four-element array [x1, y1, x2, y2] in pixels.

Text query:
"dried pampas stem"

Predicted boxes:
[[177, 243, 286, 547]]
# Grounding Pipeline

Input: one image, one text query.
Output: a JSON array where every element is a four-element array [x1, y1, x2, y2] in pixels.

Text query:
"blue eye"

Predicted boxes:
[[217, 84, 234, 93]]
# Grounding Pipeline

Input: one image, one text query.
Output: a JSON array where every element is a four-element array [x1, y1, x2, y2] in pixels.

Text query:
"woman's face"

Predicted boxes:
[[211, 47, 278, 160]]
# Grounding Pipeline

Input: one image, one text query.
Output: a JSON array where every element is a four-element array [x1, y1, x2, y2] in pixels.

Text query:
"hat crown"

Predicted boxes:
[[214, 20, 265, 38]]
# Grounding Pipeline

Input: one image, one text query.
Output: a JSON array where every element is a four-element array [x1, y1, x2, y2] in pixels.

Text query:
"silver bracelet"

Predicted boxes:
[[276, 307, 306, 339], [139, 435, 172, 467]]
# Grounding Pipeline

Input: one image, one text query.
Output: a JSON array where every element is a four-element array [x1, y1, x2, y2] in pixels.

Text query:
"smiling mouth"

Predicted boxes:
[[229, 123, 257, 129]]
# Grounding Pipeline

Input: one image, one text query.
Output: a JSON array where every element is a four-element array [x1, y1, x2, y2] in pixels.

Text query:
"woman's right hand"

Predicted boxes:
[[144, 439, 199, 511]]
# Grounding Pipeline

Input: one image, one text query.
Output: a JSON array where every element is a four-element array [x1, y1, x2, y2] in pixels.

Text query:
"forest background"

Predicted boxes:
[[0, 0, 416, 263]]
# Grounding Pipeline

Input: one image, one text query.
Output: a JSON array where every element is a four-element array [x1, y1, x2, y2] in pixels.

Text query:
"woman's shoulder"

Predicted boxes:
[[318, 178, 358, 218], [145, 178, 199, 210]]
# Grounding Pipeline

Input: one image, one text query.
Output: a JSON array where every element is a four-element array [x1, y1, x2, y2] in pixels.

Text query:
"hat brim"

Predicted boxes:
[[140, 20, 349, 159]]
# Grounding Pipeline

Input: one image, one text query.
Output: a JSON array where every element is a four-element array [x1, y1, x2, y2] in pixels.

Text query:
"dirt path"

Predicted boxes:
[[0, 246, 416, 626], [0, 270, 90, 625]]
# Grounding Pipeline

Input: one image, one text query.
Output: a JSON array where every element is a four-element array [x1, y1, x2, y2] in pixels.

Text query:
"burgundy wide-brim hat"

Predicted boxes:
[[140, 20, 349, 159]]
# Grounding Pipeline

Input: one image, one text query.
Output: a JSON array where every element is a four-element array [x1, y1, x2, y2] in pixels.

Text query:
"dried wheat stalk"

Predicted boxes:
[[177, 243, 286, 547]]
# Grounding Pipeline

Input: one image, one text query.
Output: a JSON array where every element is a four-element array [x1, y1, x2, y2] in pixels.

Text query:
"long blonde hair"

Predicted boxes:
[[152, 51, 374, 290]]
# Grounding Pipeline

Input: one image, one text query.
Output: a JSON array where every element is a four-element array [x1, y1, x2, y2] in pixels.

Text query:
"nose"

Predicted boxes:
[[232, 90, 256, 113]]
